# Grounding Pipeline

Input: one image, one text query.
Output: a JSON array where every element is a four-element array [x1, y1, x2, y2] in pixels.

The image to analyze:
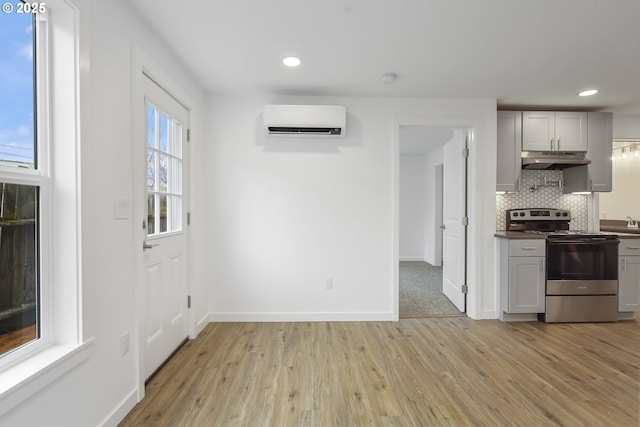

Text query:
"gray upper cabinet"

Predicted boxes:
[[564, 112, 613, 193], [497, 111, 522, 192], [522, 111, 588, 152]]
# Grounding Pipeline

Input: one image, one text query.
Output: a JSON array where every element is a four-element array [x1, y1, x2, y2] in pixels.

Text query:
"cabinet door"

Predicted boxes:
[[508, 256, 545, 313], [497, 111, 522, 192], [555, 112, 587, 151], [522, 111, 554, 151], [619, 256, 640, 312], [586, 112, 612, 191], [563, 112, 612, 193]]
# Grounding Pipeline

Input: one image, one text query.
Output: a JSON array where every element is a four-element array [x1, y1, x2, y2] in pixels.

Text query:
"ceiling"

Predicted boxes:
[[127, 0, 640, 114]]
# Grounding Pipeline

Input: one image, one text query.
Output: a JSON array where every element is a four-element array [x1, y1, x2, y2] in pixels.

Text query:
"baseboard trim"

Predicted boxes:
[[99, 388, 138, 427], [481, 310, 498, 319], [500, 312, 539, 322], [195, 313, 209, 336], [208, 312, 395, 322]]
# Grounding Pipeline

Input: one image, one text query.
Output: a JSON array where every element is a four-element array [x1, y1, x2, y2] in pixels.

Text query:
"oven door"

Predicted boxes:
[[546, 238, 619, 295]]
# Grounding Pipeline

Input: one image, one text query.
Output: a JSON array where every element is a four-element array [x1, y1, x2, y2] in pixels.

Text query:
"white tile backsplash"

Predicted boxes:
[[496, 170, 588, 231]]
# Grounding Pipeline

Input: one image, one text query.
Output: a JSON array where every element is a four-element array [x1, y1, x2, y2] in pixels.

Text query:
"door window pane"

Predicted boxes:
[[147, 193, 155, 235], [147, 105, 156, 148], [159, 154, 168, 192], [159, 194, 167, 233], [170, 158, 181, 194], [147, 150, 156, 191], [159, 113, 168, 152], [170, 196, 181, 232], [171, 122, 182, 158]]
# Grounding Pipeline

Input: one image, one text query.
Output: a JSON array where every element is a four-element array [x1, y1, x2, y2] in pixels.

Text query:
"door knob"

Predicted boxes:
[[143, 242, 159, 250]]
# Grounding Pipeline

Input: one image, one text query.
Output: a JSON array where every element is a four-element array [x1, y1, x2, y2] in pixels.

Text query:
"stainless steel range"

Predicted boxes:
[[507, 208, 619, 323]]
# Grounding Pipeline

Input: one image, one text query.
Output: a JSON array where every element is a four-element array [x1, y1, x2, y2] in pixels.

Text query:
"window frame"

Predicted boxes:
[[0, 0, 90, 416], [0, 4, 51, 370]]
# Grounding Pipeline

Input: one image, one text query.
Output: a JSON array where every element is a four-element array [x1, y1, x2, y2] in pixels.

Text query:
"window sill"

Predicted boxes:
[[0, 338, 94, 417]]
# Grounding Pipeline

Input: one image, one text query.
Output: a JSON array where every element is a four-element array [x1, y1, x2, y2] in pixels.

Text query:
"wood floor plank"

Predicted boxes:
[[120, 317, 640, 427]]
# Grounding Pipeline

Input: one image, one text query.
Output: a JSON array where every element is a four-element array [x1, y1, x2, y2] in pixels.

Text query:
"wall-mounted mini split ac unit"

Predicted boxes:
[[263, 104, 346, 137]]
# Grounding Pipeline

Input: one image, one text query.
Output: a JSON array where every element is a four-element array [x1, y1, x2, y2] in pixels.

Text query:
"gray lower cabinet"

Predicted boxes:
[[618, 239, 640, 312], [499, 239, 546, 314]]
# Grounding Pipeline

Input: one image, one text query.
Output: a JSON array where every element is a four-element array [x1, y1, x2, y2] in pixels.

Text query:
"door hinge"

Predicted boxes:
[[462, 147, 469, 158], [187, 129, 191, 142], [462, 216, 469, 226], [187, 212, 191, 226], [461, 285, 468, 294], [187, 295, 191, 309]]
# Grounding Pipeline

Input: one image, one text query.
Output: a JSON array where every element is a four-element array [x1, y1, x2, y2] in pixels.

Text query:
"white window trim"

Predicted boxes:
[[0, 0, 91, 416]]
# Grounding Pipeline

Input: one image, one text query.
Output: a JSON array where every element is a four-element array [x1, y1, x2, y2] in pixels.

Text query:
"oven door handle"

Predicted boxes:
[[547, 239, 618, 245]]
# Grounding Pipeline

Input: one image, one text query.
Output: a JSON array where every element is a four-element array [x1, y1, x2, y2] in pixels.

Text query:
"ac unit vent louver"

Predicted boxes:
[[263, 105, 346, 137]]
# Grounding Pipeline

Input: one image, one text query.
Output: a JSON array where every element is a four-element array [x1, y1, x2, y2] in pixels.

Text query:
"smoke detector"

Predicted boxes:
[[380, 72, 398, 84]]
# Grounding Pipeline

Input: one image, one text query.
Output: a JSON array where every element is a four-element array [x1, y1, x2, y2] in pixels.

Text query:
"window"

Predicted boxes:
[[146, 103, 183, 235], [0, 6, 42, 360], [1, 0, 88, 415]]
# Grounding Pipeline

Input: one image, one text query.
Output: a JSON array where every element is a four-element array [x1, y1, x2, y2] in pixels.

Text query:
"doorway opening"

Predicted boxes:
[[398, 126, 468, 318]]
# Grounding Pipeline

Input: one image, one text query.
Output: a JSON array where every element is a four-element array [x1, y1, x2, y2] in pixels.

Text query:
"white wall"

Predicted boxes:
[[0, 0, 207, 425], [613, 114, 640, 139], [206, 95, 497, 321], [399, 154, 427, 260], [599, 157, 640, 220]]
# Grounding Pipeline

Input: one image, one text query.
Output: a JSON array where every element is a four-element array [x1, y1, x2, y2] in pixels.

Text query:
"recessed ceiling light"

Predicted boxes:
[[578, 89, 598, 97], [282, 56, 302, 67]]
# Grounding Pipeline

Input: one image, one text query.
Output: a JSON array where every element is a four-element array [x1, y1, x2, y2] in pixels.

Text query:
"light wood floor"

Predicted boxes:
[[120, 317, 640, 427]]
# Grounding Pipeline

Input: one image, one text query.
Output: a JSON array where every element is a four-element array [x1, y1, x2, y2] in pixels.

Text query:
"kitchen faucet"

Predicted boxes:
[[626, 216, 638, 228]]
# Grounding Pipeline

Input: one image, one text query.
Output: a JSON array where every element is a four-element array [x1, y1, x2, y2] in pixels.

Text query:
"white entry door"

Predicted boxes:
[[442, 130, 467, 312], [142, 77, 189, 379]]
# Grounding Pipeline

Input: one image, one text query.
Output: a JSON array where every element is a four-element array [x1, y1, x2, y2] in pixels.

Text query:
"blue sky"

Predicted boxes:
[[0, 7, 35, 166]]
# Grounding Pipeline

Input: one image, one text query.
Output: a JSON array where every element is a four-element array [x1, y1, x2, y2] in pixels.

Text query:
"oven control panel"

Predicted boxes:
[[507, 208, 571, 221]]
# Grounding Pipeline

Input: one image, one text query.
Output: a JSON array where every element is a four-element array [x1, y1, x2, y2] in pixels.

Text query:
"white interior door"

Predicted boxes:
[[142, 76, 189, 379], [442, 130, 467, 312]]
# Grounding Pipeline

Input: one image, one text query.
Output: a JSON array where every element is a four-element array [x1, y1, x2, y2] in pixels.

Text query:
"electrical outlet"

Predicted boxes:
[[325, 278, 333, 289], [121, 331, 130, 357]]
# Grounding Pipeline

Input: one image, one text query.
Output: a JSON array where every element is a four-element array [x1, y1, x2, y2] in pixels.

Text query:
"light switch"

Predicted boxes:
[[114, 198, 129, 220]]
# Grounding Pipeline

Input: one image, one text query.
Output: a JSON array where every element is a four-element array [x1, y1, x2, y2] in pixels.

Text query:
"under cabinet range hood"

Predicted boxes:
[[521, 151, 591, 170]]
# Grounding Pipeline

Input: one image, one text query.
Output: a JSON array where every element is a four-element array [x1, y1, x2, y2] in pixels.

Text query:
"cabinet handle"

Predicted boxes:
[[626, 246, 640, 250], [557, 138, 561, 150], [621, 258, 626, 271], [521, 247, 538, 250], [550, 139, 554, 150], [539, 259, 544, 271]]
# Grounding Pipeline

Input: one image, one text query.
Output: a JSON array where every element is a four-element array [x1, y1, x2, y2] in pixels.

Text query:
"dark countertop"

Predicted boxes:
[[600, 231, 640, 239], [600, 219, 640, 235], [495, 231, 640, 240], [494, 231, 546, 239], [600, 226, 640, 235]]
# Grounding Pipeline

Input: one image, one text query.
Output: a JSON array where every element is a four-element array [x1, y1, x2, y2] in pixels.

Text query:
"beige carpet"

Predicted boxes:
[[399, 261, 463, 318]]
